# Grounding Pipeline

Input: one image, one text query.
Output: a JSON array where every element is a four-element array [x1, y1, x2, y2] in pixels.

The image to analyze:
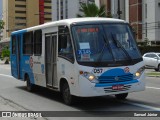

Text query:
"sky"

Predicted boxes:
[[0, 0, 2, 20]]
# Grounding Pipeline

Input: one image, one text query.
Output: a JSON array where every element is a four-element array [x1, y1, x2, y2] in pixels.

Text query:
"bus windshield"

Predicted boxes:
[[72, 23, 142, 66]]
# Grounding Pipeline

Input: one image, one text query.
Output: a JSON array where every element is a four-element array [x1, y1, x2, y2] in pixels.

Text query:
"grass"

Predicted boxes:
[[146, 72, 160, 77]]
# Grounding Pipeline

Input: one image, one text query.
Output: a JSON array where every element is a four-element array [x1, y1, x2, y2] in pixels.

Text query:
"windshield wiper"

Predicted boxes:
[[97, 35, 115, 62], [96, 44, 106, 61], [111, 33, 132, 61]]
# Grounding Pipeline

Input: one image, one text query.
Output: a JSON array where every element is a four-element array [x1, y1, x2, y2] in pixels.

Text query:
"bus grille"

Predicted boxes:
[[98, 74, 133, 83]]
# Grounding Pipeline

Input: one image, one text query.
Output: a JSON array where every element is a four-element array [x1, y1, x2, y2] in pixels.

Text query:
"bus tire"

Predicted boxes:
[[115, 93, 128, 100], [26, 75, 34, 92], [62, 82, 74, 105]]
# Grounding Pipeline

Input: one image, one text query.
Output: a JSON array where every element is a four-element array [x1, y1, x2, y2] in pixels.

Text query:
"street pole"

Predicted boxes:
[[117, 0, 120, 19], [145, 22, 147, 38]]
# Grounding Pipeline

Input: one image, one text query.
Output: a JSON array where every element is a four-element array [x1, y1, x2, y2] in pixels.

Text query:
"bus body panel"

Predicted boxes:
[[30, 56, 45, 86], [57, 57, 77, 93], [21, 56, 34, 84]]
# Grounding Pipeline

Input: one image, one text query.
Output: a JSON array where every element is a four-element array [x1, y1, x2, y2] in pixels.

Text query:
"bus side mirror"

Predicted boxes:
[[60, 35, 67, 49]]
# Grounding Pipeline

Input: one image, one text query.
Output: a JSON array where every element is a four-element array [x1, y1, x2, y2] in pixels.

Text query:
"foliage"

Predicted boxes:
[[77, 3, 106, 17], [0, 20, 5, 30], [1, 46, 10, 59], [139, 46, 160, 55], [147, 72, 160, 77]]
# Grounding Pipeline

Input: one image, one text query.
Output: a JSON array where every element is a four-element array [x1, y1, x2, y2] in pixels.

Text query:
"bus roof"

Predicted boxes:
[[11, 17, 126, 35]]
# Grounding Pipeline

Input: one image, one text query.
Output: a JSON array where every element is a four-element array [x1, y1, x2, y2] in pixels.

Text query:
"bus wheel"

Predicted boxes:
[[62, 82, 74, 105], [115, 93, 128, 100], [26, 75, 34, 92]]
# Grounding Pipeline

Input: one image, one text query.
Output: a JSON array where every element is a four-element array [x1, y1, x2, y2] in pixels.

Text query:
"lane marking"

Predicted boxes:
[[146, 86, 160, 90], [0, 74, 13, 78], [124, 101, 160, 111]]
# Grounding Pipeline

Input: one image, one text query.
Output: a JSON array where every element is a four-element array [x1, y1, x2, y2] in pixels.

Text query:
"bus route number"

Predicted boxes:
[[93, 68, 103, 74]]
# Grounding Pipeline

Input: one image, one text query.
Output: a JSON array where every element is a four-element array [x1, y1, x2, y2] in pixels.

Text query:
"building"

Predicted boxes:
[[0, 0, 3, 41], [99, 0, 111, 17], [95, 0, 100, 8], [52, 0, 95, 21], [99, 0, 142, 41], [127, 0, 142, 42], [39, 0, 52, 24], [99, 0, 160, 45], [0, 0, 2, 20], [99, 0, 126, 20], [142, 0, 160, 45], [2, 0, 52, 40]]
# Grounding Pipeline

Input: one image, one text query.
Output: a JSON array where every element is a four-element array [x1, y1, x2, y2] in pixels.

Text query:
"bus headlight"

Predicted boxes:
[[88, 75, 95, 81], [79, 71, 98, 83], [134, 66, 145, 79]]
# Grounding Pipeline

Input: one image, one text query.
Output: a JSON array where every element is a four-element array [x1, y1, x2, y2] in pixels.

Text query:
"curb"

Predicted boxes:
[[0, 61, 10, 65], [0, 63, 10, 65]]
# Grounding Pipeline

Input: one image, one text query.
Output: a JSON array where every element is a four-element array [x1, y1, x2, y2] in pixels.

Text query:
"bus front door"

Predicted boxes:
[[45, 33, 58, 88]]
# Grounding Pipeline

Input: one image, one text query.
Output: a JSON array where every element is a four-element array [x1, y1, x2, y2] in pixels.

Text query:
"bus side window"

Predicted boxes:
[[58, 26, 74, 62], [34, 30, 42, 56], [23, 32, 33, 55], [12, 36, 16, 54]]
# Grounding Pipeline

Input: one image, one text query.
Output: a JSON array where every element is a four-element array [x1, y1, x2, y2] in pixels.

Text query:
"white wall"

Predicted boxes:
[[111, 0, 125, 20], [95, 0, 100, 8], [125, 0, 129, 22], [155, 0, 160, 42], [0, 0, 2, 20], [142, 0, 159, 42], [52, 0, 95, 21]]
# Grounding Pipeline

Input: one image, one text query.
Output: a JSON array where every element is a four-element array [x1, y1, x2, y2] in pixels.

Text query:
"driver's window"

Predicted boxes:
[[58, 26, 74, 62]]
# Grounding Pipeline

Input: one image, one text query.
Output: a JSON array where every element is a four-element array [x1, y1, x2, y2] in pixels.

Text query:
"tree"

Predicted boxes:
[[1, 46, 10, 64], [0, 20, 5, 30], [77, 3, 106, 17]]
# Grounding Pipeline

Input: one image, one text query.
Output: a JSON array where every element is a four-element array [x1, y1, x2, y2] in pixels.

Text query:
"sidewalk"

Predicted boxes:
[[0, 96, 45, 120], [0, 60, 10, 65]]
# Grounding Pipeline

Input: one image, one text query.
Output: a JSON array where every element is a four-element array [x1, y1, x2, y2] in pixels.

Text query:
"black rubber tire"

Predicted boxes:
[[62, 82, 74, 105], [158, 65, 160, 72], [155, 68, 158, 72], [26, 75, 34, 92], [115, 93, 128, 100], [155, 64, 160, 72]]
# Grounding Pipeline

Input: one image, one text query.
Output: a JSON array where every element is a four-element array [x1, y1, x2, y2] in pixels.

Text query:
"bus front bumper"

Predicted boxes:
[[75, 75, 145, 97]]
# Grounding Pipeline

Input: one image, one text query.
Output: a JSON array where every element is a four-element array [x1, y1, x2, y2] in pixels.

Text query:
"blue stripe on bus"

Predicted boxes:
[[11, 30, 27, 35], [10, 29, 35, 84], [22, 56, 35, 84], [95, 80, 138, 87]]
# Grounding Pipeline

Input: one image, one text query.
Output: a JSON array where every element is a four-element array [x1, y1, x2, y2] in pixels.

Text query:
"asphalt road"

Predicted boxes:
[[0, 64, 160, 120]]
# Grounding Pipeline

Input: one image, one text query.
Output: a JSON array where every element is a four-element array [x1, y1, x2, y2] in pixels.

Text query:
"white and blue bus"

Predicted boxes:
[[10, 18, 145, 105]]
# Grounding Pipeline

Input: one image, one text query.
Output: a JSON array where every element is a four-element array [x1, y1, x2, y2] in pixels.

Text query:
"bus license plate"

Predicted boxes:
[[112, 85, 124, 90]]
